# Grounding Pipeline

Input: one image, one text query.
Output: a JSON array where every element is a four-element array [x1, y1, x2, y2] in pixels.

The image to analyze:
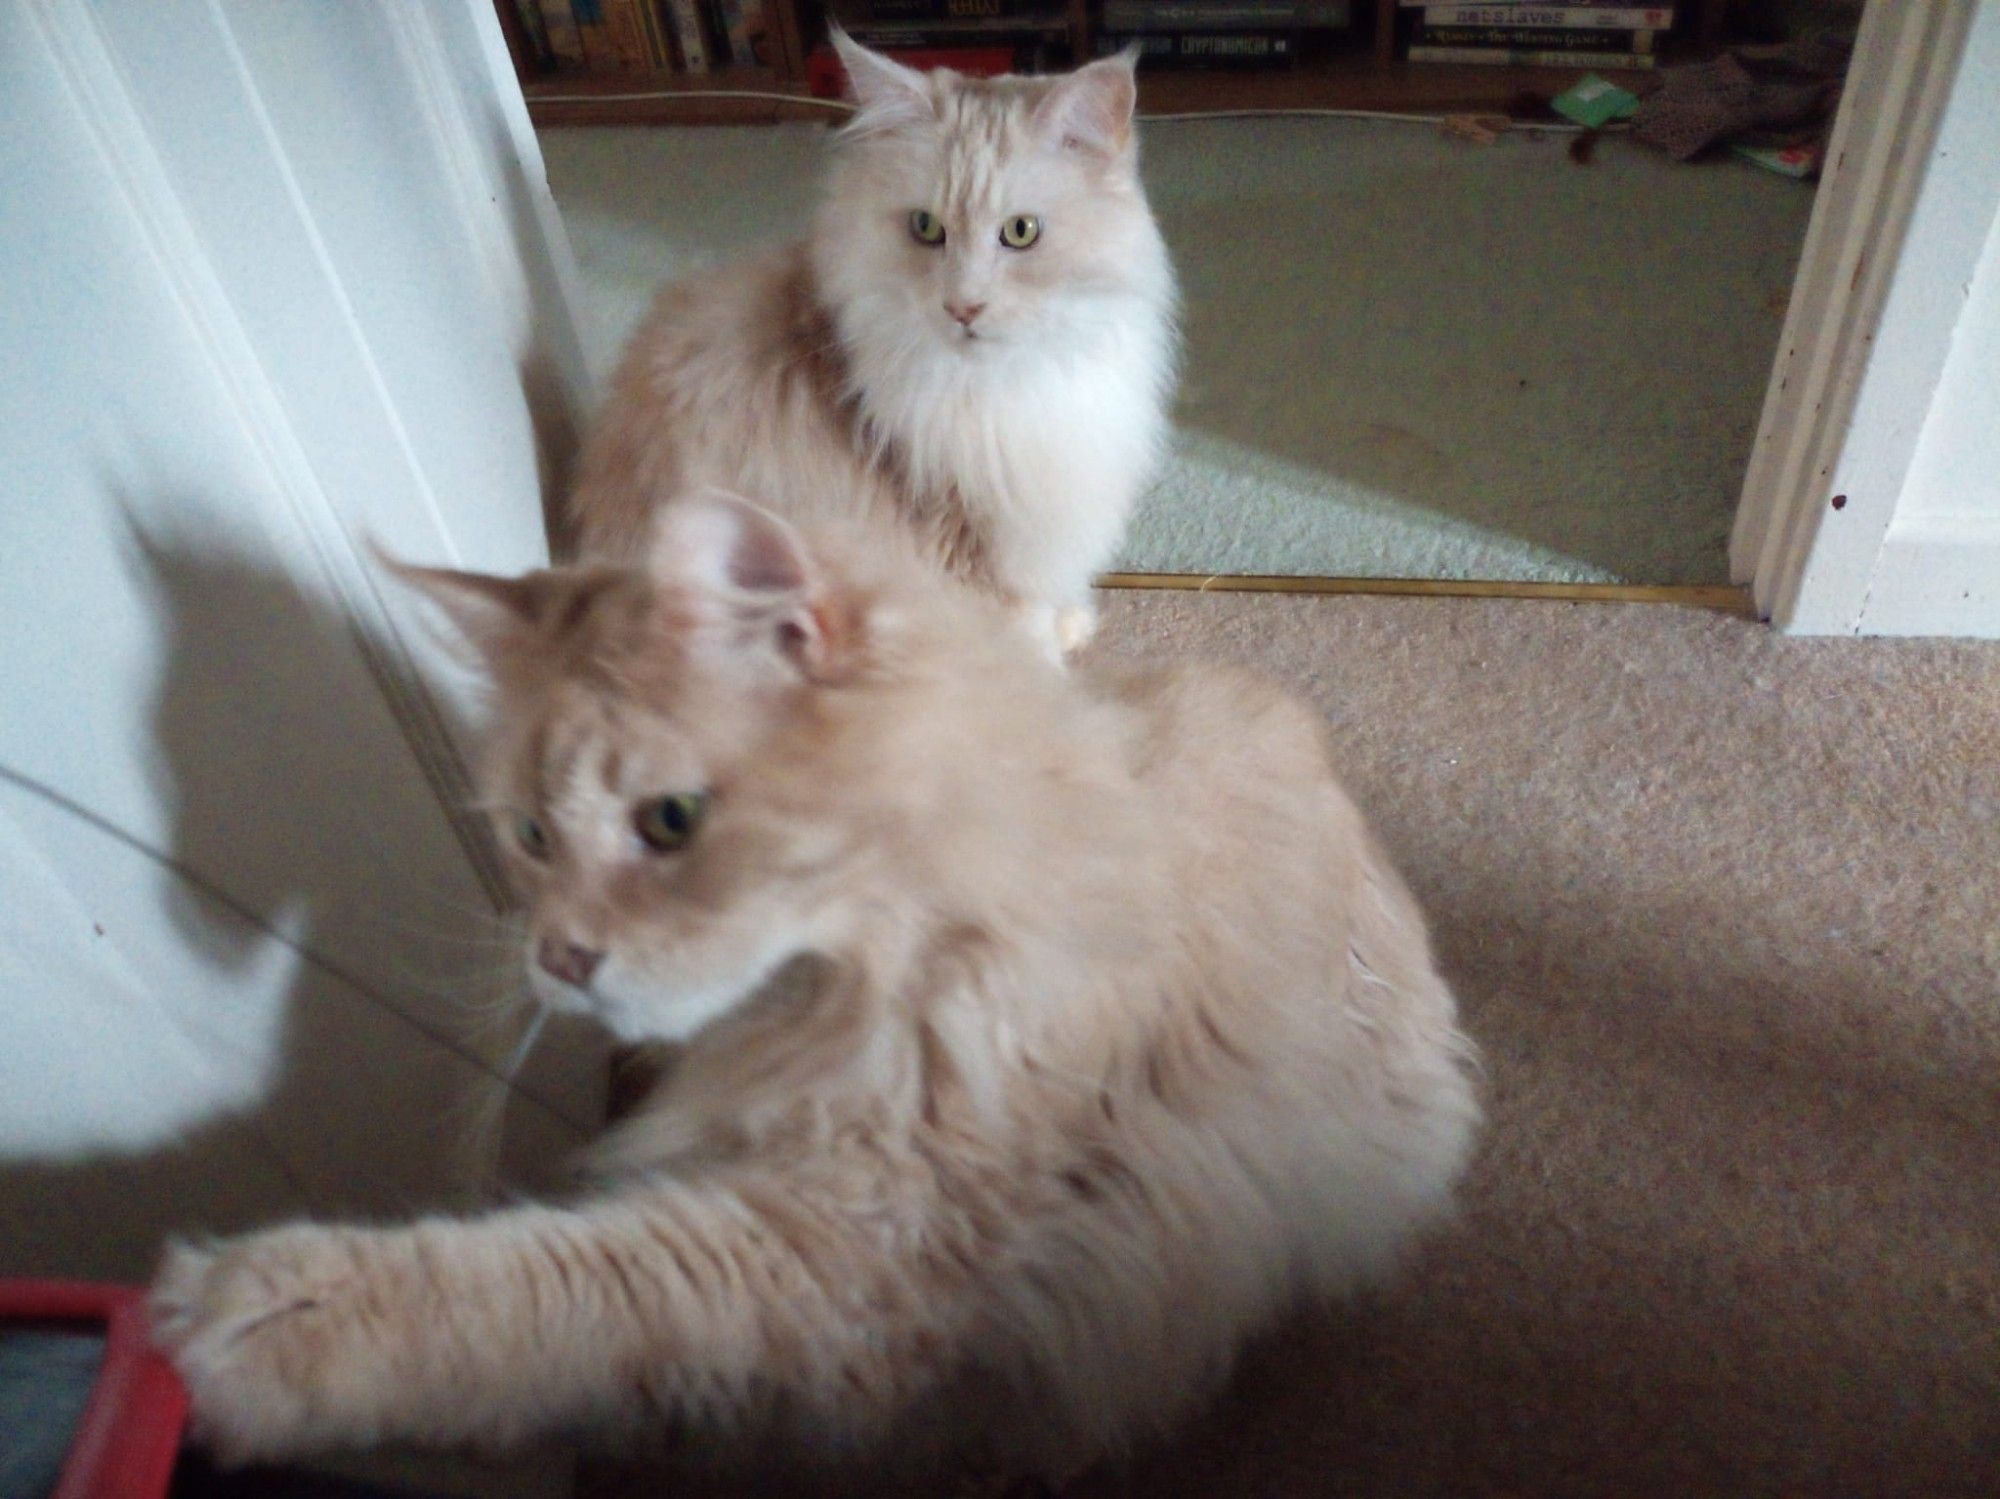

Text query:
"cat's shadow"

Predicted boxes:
[[0, 521, 604, 1293]]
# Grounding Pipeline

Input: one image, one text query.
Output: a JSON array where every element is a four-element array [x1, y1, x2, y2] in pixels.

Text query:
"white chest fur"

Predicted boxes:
[[847, 305, 1174, 607]]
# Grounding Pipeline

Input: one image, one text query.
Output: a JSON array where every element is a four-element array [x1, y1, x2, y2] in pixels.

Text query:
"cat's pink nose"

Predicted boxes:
[[536, 936, 603, 988], [945, 300, 986, 328]]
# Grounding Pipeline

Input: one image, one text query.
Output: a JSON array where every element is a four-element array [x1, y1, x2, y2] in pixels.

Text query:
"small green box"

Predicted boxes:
[[1552, 75, 1641, 129]]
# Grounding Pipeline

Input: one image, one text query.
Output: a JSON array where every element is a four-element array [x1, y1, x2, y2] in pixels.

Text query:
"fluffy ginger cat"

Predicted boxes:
[[150, 494, 1478, 1483], [565, 36, 1178, 656]]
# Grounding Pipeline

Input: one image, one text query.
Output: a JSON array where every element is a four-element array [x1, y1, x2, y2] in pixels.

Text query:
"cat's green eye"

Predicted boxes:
[[512, 813, 550, 860], [634, 792, 708, 854], [999, 214, 1041, 250], [908, 209, 946, 247]]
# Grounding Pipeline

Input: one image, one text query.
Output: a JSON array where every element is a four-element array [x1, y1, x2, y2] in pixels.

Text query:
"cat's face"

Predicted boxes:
[[391, 497, 916, 1045], [817, 39, 1164, 357]]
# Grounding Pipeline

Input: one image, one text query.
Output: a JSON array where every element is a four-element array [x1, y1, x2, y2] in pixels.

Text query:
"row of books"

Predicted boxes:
[[1098, 1, 1352, 69], [512, 0, 772, 74], [834, 0, 1350, 73], [1400, 2, 1672, 69]]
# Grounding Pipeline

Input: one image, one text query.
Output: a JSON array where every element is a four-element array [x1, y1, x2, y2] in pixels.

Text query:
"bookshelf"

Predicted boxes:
[[502, 0, 1729, 127]]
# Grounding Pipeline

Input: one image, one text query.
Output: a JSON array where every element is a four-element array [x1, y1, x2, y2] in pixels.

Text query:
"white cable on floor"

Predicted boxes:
[[1145, 107, 1610, 131], [526, 87, 1620, 133], [530, 88, 856, 108]]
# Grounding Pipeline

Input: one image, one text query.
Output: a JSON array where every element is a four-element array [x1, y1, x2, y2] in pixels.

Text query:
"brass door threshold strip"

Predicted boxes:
[[1098, 573, 1757, 615]]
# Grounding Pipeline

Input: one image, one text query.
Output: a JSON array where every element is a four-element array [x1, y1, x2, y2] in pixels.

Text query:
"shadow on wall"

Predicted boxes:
[[0, 525, 601, 1284]]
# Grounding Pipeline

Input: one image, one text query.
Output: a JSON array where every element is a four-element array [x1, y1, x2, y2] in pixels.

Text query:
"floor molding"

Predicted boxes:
[[1097, 573, 1759, 616]]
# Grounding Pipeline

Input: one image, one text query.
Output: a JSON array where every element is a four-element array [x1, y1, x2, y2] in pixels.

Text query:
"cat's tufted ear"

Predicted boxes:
[[1033, 49, 1139, 157], [374, 544, 548, 675], [647, 489, 852, 682], [832, 28, 935, 136]]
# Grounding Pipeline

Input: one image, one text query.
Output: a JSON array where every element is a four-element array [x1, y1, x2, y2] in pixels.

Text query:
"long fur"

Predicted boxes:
[[152, 498, 1478, 1484], [564, 44, 1178, 652]]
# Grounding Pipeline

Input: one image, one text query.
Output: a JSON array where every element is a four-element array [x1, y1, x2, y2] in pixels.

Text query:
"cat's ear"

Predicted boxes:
[[373, 544, 545, 674], [1033, 50, 1139, 158], [647, 490, 850, 682], [831, 27, 934, 136]]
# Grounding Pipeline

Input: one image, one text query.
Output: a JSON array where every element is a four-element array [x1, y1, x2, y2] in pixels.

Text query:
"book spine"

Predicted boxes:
[[663, 0, 713, 71], [1103, 3, 1300, 31], [843, 14, 1069, 44], [511, 0, 556, 68], [634, 0, 677, 68], [1418, 24, 1654, 51], [1420, 4, 1671, 23], [567, 0, 621, 71], [710, 0, 753, 65], [535, 0, 587, 68], [1098, 2, 1348, 28], [1405, 43, 1657, 64], [742, 0, 775, 66], [1101, 29, 1298, 64], [1297, 0, 1352, 25], [855, 0, 1057, 18], [597, 0, 658, 68]]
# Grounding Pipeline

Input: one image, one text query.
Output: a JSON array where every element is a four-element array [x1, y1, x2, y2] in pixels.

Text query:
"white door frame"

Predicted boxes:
[[1731, 0, 1996, 634]]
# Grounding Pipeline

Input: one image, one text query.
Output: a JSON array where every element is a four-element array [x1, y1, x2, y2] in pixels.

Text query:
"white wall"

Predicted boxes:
[[1856, 182, 2000, 633], [0, 0, 600, 1326], [1736, 0, 2000, 636]]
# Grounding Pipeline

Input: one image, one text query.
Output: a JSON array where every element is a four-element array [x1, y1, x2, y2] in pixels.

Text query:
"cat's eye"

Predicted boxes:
[[999, 214, 1041, 250], [512, 813, 550, 860], [634, 792, 708, 854], [908, 209, 945, 247]]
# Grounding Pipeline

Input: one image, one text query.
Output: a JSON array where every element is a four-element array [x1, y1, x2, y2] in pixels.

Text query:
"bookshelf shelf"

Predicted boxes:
[[505, 0, 1726, 129]]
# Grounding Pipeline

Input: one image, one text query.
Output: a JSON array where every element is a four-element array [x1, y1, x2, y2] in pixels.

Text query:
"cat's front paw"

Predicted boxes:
[[151, 1225, 379, 1464]]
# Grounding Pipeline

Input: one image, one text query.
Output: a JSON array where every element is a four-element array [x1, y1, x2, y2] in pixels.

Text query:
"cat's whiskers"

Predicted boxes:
[[437, 1003, 556, 1194]]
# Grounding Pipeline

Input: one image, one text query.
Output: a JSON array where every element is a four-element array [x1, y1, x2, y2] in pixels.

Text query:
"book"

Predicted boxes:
[[1406, 43, 1657, 64], [662, 0, 713, 71], [1102, 0, 1347, 27], [1418, 24, 1656, 51], [840, 12, 1070, 46], [710, 0, 756, 65], [850, 0, 1059, 18], [535, 0, 587, 68], [1733, 141, 1821, 178], [568, 0, 623, 71], [1100, 29, 1299, 65], [597, 0, 659, 68], [1420, 4, 1671, 21], [510, 0, 556, 69], [638, 0, 680, 68], [806, 41, 1017, 95], [1103, 0, 1299, 30]]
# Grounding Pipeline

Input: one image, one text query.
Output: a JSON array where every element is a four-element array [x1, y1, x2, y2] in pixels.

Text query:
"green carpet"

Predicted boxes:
[[539, 118, 1814, 585]]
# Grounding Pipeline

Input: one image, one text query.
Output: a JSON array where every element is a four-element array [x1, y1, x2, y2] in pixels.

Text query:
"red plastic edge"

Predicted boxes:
[[0, 1279, 189, 1499]]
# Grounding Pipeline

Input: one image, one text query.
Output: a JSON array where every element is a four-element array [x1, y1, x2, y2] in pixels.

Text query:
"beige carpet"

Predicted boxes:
[[1079, 590, 2000, 1498], [590, 591, 2000, 1498]]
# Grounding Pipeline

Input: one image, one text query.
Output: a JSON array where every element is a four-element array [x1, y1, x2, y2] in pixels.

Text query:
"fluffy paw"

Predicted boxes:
[[150, 1225, 377, 1464]]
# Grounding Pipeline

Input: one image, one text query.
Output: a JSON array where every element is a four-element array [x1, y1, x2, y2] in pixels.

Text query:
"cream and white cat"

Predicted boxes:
[[566, 36, 1178, 654], [151, 493, 1477, 1483]]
